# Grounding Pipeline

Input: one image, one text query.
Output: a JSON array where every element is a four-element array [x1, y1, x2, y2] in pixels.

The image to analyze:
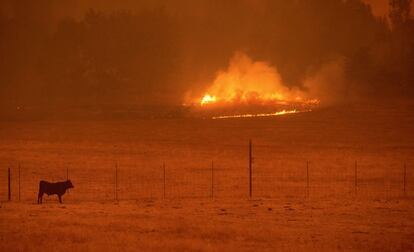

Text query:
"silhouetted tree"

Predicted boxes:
[[39, 8, 179, 106], [389, 0, 412, 30], [387, 0, 414, 95]]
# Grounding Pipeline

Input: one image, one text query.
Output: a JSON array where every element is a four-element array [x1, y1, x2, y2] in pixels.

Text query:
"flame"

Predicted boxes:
[[184, 52, 320, 120], [212, 109, 309, 120], [201, 94, 217, 105], [193, 52, 318, 107]]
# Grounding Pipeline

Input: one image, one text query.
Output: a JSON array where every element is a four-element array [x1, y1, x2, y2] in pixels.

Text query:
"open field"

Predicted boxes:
[[1, 104, 414, 251], [1, 198, 414, 252]]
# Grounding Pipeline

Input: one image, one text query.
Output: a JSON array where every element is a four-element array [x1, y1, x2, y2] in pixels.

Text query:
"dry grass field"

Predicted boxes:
[[1, 103, 414, 251], [1, 198, 414, 251]]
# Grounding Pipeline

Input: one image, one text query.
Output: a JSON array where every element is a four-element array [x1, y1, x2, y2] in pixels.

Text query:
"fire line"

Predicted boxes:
[[211, 109, 310, 120]]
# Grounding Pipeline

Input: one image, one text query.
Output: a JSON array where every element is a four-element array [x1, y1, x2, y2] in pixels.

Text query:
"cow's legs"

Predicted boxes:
[[38, 192, 43, 204], [58, 195, 62, 203]]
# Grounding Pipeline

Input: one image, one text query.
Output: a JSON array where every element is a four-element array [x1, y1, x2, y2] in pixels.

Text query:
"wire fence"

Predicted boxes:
[[0, 143, 411, 203]]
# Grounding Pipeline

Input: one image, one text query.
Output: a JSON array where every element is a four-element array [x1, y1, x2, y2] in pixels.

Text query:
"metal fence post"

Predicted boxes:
[[8, 167, 11, 201], [18, 164, 21, 201], [249, 139, 253, 198], [211, 161, 214, 198], [355, 160, 358, 196], [306, 161, 310, 198]]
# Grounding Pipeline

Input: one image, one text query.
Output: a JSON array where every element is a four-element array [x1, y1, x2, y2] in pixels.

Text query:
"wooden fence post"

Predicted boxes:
[[8, 167, 11, 201]]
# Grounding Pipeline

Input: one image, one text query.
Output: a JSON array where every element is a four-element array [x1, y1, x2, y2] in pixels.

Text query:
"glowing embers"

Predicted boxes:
[[199, 91, 289, 106], [211, 109, 311, 120], [200, 94, 217, 105]]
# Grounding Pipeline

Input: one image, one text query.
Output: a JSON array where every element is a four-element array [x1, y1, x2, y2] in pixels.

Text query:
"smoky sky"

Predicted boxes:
[[0, 0, 413, 113], [0, 0, 397, 23]]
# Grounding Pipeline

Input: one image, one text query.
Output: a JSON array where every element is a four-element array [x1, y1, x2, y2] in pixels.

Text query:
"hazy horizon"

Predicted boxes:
[[0, 0, 413, 115]]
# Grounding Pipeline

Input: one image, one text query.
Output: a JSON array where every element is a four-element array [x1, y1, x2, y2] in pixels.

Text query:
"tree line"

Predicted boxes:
[[0, 0, 413, 112]]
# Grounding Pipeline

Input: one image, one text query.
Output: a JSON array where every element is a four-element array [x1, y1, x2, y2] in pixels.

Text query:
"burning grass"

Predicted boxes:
[[185, 52, 320, 119], [211, 109, 306, 120]]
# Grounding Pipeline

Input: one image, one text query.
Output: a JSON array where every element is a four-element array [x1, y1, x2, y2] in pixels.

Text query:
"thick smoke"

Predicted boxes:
[[304, 58, 348, 106], [187, 52, 347, 107]]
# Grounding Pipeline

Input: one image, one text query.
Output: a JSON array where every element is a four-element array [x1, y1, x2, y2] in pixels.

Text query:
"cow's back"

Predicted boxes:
[[39, 180, 49, 191], [39, 180, 60, 195]]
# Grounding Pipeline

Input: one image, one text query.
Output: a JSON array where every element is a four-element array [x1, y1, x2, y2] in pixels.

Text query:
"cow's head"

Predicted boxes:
[[66, 180, 74, 189]]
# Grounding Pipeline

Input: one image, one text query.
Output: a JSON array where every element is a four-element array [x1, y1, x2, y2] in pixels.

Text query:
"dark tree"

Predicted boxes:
[[389, 0, 412, 30], [388, 0, 414, 95]]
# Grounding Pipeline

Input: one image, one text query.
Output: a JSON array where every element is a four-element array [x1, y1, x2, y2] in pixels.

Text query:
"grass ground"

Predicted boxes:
[[1, 104, 414, 251], [1, 198, 414, 252]]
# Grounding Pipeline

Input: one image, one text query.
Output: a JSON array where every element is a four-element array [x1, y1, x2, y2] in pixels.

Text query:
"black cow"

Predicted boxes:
[[38, 180, 74, 204]]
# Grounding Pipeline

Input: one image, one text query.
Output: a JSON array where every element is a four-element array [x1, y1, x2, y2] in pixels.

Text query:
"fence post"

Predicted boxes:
[[66, 167, 70, 195], [355, 160, 358, 196], [8, 167, 11, 201], [404, 163, 407, 197], [249, 139, 253, 198], [115, 162, 118, 201], [211, 160, 214, 199], [163, 162, 166, 199], [18, 164, 21, 201], [306, 161, 310, 198]]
